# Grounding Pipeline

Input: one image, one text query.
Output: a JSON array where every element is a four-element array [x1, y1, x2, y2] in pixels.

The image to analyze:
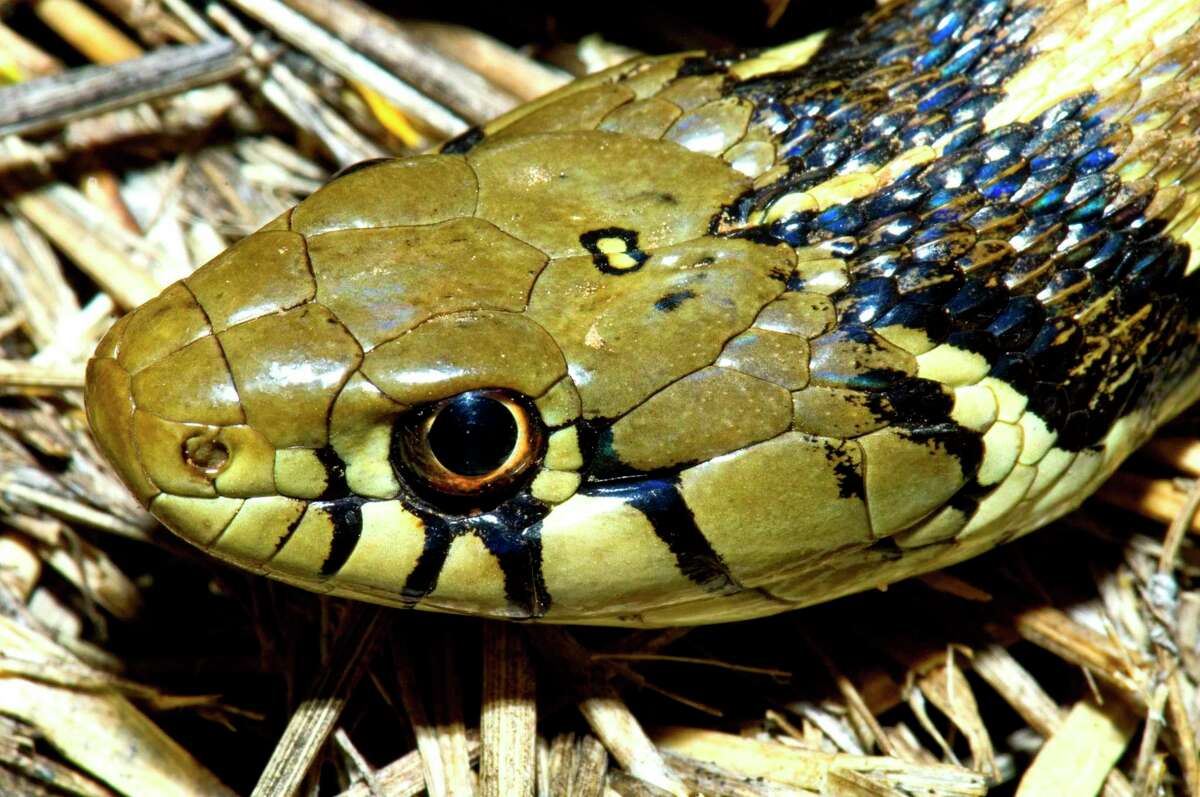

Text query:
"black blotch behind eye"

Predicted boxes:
[[393, 389, 545, 506], [428, 393, 519, 476]]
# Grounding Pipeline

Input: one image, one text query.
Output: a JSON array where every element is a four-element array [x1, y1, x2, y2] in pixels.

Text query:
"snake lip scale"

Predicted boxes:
[[85, 0, 1200, 626]]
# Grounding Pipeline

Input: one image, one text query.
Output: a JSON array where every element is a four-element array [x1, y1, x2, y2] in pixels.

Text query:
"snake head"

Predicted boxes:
[[85, 125, 836, 624], [87, 0, 1200, 624]]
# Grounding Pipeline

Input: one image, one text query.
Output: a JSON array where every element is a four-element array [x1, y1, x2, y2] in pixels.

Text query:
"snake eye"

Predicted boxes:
[[393, 390, 545, 502]]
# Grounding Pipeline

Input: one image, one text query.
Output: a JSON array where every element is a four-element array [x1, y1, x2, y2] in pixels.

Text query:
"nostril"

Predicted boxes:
[[183, 436, 229, 476]]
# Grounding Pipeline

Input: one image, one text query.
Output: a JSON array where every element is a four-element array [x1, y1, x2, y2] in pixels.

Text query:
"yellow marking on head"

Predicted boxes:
[[977, 421, 1022, 487], [269, 504, 336, 583], [729, 31, 829, 79], [791, 257, 849, 295], [330, 501, 424, 599], [545, 427, 583, 470], [535, 378, 582, 428], [761, 192, 818, 224], [874, 323, 939, 355], [950, 384, 999, 433], [1022, 446, 1077, 504], [274, 448, 329, 500], [342, 457, 400, 501], [151, 494, 244, 548], [330, 373, 405, 499], [606, 252, 643, 271], [875, 146, 938, 182], [915, 343, 990, 387], [979, 377, 1029, 423], [958, 463, 1037, 540], [1016, 411, 1057, 466], [530, 470, 582, 504], [213, 425, 277, 497], [539, 494, 708, 616], [893, 504, 969, 548], [807, 173, 880, 208], [596, 236, 629, 254], [425, 534, 511, 614], [210, 495, 307, 566]]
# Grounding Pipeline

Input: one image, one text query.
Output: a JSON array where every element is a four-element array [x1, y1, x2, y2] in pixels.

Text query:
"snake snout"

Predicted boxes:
[[85, 220, 350, 549], [85, 279, 270, 546]]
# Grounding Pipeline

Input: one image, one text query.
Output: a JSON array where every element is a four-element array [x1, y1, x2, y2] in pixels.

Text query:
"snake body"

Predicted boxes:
[[85, 0, 1200, 625]]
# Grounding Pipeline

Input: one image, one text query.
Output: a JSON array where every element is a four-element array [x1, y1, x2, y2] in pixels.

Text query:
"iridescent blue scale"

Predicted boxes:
[[839, 277, 901, 324], [945, 277, 1008, 323], [942, 120, 984, 153], [839, 139, 898, 173], [1066, 191, 1110, 223], [1010, 216, 1064, 254], [896, 262, 965, 302], [862, 108, 914, 142], [816, 202, 867, 235], [1058, 220, 1106, 253], [930, 8, 966, 44], [913, 38, 957, 72], [1077, 146, 1118, 174], [980, 168, 1028, 201], [1080, 232, 1127, 279], [865, 213, 920, 246], [947, 90, 999, 123], [862, 178, 928, 218]]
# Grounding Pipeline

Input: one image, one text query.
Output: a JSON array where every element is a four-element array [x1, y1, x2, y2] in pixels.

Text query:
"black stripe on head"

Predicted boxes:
[[400, 517, 453, 602], [399, 492, 551, 617], [314, 446, 351, 500], [273, 506, 307, 552], [317, 496, 366, 577], [473, 494, 551, 618], [585, 478, 741, 593]]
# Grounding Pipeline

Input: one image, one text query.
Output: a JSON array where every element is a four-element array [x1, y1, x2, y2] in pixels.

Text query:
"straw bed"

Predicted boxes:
[[0, 2, 1197, 795]]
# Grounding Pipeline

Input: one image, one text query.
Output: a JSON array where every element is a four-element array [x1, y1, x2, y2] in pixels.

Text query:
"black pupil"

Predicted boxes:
[[427, 394, 519, 476]]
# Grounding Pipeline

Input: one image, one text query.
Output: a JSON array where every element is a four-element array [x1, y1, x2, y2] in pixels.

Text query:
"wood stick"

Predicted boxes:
[[0, 40, 246, 137], [480, 622, 537, 797], [250, 606, 386, 797]]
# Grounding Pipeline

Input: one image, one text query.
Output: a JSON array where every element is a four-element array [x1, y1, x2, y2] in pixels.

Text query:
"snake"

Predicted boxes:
[[83, 0, 1200, 626]]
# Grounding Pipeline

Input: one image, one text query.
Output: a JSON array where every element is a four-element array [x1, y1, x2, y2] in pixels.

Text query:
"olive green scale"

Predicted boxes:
[[85, 0, 1200, 625]]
